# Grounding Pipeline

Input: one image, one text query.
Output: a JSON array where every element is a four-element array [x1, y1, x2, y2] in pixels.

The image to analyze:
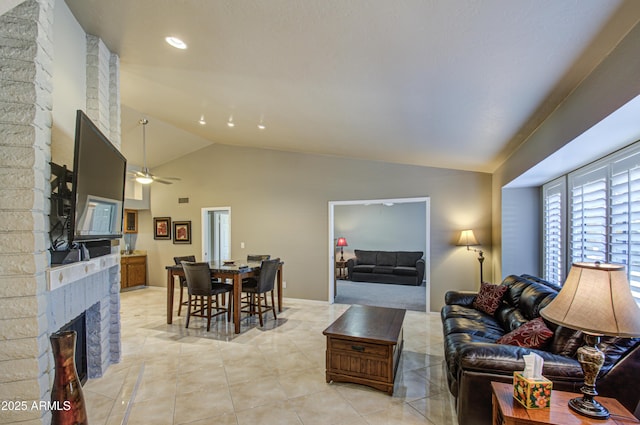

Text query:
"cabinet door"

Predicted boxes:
[[127, 261, 147, 286], [124, 209, 138, 233], [125, 256, 147, 287]]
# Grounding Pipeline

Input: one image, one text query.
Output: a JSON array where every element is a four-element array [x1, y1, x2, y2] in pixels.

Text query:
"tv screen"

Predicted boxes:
[[71, 110, 127, 242]]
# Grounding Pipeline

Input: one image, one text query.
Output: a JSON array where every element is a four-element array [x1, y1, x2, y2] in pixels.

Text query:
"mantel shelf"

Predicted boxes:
[[47, 253, 120, 291]]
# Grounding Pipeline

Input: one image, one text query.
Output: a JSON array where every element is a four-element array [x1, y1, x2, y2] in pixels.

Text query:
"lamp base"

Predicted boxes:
[[569, 334, 609, 420], [568, 396, 610, 420]]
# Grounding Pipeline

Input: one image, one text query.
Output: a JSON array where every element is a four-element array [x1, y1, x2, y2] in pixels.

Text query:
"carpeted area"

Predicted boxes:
[[334, 279, 427, 312]]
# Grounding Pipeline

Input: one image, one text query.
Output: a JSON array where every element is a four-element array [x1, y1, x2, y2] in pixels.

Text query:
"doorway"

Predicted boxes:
[[201, 207, 231, 262], [328, 197, 431, 311]]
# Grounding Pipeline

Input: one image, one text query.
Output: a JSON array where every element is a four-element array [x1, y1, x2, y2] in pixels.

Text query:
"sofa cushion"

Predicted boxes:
[[397, 251, 423, 266], [393, 266, 418, 276], [548, 325, 583, 357], [473, 282, 508, 316], [377, 251, 397, 266], [373, 266, 394, 274], [353, 265, 375, 273], [496, 317, 554, 349], [355, 250, 377, 265]]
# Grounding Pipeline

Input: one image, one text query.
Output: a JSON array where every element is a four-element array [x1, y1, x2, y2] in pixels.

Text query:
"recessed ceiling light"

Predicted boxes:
[[199, 115, 206, 125], [165, 36, 187, 49], [227, 116, 235, 127], [257, 123, 266, 130]]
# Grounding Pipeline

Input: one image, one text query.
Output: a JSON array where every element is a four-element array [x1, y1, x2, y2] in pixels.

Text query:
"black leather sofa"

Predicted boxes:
[[346, 249, 425, 286], [441, 274, 640, 425]]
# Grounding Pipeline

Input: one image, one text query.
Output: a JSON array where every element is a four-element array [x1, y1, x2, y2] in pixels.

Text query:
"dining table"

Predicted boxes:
[[165, 259, 284, 334]]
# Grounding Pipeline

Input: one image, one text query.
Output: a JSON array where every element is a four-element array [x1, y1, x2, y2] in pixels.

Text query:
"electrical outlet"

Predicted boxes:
[[240, 242, 245, 249], [283, 281, 287, 288]]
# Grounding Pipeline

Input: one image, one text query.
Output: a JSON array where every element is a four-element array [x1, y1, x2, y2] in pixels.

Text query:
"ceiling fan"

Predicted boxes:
[[129, 118, 180, 185]]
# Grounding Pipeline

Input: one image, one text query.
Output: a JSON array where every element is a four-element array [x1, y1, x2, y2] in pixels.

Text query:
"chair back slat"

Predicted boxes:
[[247, 254, 270, 262], [256, 258, 280, 293], [174, 255, 196, 265], [182, 262, 213, 296]]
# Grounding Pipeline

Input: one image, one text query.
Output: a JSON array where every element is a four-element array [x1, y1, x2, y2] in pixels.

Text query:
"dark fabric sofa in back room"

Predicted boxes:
[[346, 249, 425, 286], [441, 274, 640, 425]]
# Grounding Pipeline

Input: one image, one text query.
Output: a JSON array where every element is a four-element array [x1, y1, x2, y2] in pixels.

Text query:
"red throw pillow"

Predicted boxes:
[[472, 282, 508, 315], [497, 317, 554, 349]]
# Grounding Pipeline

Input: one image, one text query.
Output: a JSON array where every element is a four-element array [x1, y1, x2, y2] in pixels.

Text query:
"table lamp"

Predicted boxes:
[[540, 262, 640, 419], [457, 229, 484, 283], [336, 237, 348, 261]]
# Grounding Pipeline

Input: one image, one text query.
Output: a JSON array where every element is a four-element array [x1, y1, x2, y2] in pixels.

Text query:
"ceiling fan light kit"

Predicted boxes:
[[129, 118, 180, 185]]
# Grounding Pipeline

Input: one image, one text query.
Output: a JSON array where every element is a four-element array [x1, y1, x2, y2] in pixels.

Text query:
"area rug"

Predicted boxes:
[[334, 279, 426, 312]]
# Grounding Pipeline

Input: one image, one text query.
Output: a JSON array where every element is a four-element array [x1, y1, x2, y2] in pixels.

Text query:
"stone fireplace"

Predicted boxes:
[[0, 1, 122, 423], [47, 253, 121, 380]]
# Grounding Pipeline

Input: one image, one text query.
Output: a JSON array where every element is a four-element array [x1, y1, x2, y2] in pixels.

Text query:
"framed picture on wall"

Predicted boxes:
[[153, 217, 171, 240], [173, 221, 191, 244]]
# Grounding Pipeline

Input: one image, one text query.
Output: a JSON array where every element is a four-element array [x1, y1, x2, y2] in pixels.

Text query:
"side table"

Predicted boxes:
[[335, 260, 347, 278], [491, 382, 639, 425]]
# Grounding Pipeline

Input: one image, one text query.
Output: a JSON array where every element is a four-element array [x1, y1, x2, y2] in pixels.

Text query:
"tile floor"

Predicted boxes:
[[83, 287, 457, 425]]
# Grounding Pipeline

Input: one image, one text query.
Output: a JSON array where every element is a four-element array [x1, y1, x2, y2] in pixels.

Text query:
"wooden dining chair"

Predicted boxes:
[[182, 262, 233, 331], [247, 254, 271, 262], [240, 258, 280, 327], [173, 255, 196, 316]]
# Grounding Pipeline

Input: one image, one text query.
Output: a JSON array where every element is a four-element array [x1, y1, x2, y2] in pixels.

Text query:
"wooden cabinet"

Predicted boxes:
[[121, 255, 146, 289], [323, 305, 405, 395], [124, 209, 138, 233]]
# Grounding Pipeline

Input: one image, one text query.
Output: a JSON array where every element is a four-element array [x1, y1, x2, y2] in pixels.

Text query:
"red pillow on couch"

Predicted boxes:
[[497, 317, 554, 349], [472, 282, 508, 315]]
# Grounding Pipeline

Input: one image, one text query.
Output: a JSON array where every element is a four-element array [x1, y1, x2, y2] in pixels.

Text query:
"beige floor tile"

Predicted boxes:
[[235, 400, 302, 425], [288, 388, 362, 425], [229, 376, 289, 411], [173, 384, 235, 424], [277, 367, 330, 399], [80, 287, 457, 425], [126, 395, 175, 425]]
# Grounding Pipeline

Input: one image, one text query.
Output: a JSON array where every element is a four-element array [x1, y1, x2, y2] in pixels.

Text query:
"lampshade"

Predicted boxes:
[[540, 262, 640, 338], [336, 237, 348, 247], [457, 230, 479, 247]]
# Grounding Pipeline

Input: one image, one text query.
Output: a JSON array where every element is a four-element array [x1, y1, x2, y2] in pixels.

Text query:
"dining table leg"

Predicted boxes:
[[167, 269, 175, 324], [233, 274, 241, 333], [277, 266, 283, 312]]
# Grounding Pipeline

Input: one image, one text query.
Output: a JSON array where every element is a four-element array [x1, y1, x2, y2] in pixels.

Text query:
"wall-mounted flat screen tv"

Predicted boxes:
[[71, 110, 127, 242]]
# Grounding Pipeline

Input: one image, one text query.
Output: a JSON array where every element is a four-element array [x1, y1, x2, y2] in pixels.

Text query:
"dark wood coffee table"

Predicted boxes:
[[323, 304, 405, 395]]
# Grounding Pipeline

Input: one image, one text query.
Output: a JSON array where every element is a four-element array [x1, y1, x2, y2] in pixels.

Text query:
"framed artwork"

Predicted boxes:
[[153, 217, 171, 240], [173, 220, 191, 244]]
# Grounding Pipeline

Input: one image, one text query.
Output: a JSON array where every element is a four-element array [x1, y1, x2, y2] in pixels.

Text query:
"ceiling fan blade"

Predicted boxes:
[[153, 177, 173, 184]]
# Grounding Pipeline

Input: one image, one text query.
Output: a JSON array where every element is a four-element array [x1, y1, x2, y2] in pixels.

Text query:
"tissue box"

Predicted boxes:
[[513, 371, 552, 409]]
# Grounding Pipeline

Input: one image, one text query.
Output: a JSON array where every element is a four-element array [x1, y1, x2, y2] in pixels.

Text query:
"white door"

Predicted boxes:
[[201, 207, 231, 262]]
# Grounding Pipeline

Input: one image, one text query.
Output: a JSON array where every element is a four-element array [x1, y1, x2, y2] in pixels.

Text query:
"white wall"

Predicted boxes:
[[493, 21, 640, 280], [51, 0, 86, 168], [334, 202, 426, 260], [140, 143, 492, 312]]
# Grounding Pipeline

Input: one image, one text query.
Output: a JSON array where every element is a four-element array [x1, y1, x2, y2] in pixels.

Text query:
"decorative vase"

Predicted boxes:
[[50, 330, 88, 425]]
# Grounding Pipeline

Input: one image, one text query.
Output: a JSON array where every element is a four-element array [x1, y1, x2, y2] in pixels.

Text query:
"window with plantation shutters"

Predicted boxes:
[[541, 141, 640, 308], [542, 177, 565, 284], [609, 150, 640, 306], [569, 165, 608, 264]]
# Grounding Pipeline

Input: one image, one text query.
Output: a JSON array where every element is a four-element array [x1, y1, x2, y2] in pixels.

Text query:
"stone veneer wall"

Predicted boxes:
[[0, 1, 121, 423]]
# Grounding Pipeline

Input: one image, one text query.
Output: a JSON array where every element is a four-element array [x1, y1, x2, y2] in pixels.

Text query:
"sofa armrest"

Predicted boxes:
[[444, 290, 477, 307], [346, 257, 357, 278], [457, 342, 582, 379], [415, 258, 425, 284]]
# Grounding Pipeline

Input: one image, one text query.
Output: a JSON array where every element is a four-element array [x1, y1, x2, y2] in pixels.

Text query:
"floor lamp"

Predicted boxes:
[[457, 229, 484, 284], [336, 237, 348, 262]]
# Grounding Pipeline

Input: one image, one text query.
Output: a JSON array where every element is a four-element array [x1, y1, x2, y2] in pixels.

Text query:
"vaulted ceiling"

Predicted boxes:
[[63, 0, 640, 172]]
